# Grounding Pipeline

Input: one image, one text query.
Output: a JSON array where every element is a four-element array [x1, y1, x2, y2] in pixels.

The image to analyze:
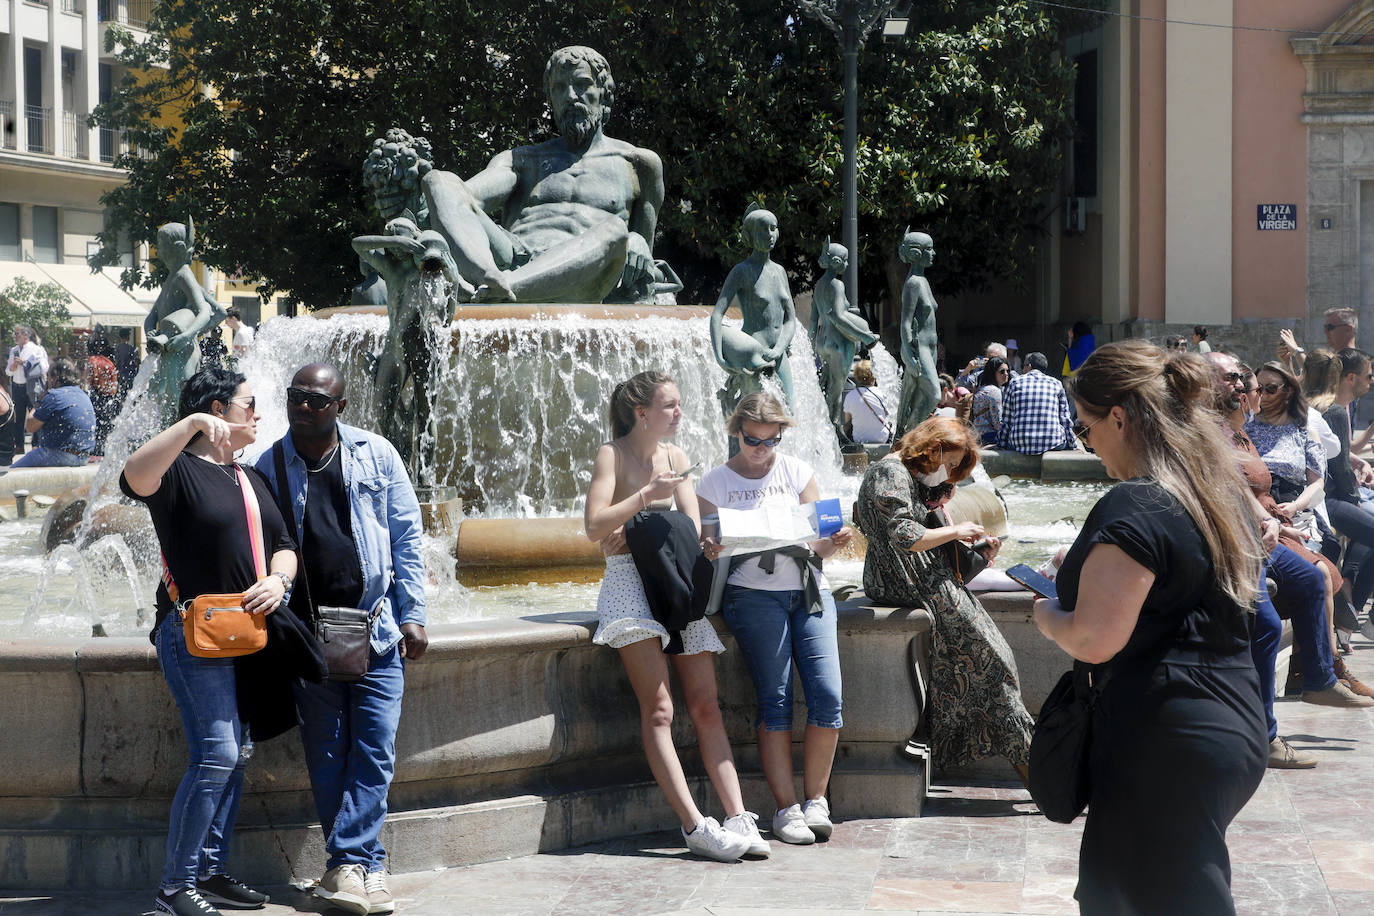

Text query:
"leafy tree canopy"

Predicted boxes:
[[1, 278, 75, 350], [94, 0, 1093, 323]]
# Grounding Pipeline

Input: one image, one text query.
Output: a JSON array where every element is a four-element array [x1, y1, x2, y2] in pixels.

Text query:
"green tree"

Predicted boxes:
[[0, 278, 74, 351], [93, 0, 1090, 326]]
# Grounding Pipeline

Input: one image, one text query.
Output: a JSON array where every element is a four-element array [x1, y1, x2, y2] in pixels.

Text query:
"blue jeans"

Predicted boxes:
[[155, 611, 250, 891], [10, 446, 86, 468], [722, 586, 843, 731], [293, 644, 404, 871], [1268, 543, 1337, 695]]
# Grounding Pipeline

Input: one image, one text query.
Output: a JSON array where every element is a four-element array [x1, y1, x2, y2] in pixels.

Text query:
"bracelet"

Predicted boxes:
[[272, 571, 293, 589]]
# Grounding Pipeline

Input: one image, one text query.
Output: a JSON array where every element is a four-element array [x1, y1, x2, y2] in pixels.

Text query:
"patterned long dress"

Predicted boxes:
[[854, 456, 1033, 771]]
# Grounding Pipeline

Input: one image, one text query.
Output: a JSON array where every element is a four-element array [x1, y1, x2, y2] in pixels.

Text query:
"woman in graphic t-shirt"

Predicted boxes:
[[697, 392, 852, 846], [120, 367, 297, 916]]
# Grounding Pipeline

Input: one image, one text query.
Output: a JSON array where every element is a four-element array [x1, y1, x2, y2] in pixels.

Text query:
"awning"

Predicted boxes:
[[27, 261, 156, 328], [0, 259, 157, 329], [0, 260, 96, 326]]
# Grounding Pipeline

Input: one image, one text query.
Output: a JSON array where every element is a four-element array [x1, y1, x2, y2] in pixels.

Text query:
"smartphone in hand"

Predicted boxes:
[[1005, 563, 1058, 600]]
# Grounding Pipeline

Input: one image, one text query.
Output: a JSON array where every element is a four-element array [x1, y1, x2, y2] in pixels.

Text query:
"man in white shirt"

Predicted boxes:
[[6, 325, 48, 457], [224, 308, 255, 360]]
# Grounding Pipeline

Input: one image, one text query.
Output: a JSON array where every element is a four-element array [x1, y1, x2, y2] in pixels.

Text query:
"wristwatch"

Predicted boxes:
[[272, 571, 293, 590]]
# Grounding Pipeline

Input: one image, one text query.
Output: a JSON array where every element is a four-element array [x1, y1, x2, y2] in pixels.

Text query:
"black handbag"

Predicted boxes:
[[273, 442, 376, 682], [1028, 663, 1108, 823]]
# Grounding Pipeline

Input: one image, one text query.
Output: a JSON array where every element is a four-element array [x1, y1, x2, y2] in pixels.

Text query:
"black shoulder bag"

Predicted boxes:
[[273, 442, 377, 682], [1028, 662, 1110, 823]]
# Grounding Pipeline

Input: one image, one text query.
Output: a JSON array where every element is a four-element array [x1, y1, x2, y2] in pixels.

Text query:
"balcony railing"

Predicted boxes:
[[0, 100, 15, 151], [61, 0, 84, 14], [62, 112, 90, 159], [98, 0, 153, 29], [25, 105, 54, 155]]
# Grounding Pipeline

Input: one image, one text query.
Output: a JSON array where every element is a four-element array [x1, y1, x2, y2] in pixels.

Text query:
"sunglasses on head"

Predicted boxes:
[[286, 387, 342, 410], [741, 432, 783, 448]]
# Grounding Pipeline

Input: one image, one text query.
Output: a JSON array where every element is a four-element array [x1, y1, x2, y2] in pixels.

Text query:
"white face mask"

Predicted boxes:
[[917, 449, 950, 486]]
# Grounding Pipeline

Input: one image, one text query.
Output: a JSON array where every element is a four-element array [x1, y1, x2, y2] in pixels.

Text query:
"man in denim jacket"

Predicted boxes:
[[257, 363, 426, 916]]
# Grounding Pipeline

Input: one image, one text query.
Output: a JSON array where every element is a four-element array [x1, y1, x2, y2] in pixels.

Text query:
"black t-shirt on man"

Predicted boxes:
[[300, 445, 365, 609], [120, 451, 295, 635]]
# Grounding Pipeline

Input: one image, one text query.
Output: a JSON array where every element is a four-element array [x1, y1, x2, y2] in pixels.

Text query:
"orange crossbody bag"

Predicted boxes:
[[163, 464, 269, 658]]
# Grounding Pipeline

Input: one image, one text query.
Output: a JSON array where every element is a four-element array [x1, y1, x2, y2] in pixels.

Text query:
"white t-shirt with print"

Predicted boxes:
[[697, 453, 828, 592]]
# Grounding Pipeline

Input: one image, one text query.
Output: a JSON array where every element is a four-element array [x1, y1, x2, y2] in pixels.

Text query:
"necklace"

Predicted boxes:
[[305, 442, 341, 474], [191, 451, 238, 485]]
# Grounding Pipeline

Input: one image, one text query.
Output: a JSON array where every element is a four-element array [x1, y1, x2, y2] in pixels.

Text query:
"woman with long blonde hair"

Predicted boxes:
[[1033, 340, 1266, 914]]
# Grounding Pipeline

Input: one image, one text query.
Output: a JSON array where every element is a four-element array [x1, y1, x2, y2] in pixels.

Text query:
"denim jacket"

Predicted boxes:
[[256, 421, 427, 655]]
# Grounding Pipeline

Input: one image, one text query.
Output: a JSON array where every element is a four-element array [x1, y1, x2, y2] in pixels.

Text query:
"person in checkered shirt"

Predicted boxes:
[[996, 352, 1078, 454]]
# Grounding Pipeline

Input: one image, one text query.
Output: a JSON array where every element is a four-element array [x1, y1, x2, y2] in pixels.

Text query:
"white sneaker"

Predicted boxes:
[[682, 816, 751, 862], [802, 796, 833, 840], [1361, 618, 1374, 643], [363, 870, 394, 915], [771, 804, 816, 845], [722, 811, 771, 858], [314, 863, 370, 916]]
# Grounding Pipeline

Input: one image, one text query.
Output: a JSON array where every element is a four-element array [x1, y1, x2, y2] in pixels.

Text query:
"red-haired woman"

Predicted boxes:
[[854, 417, 1033, 782]]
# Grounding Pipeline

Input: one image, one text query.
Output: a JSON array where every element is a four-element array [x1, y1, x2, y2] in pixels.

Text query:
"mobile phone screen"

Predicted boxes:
[[1005, 563, 1058, 600]]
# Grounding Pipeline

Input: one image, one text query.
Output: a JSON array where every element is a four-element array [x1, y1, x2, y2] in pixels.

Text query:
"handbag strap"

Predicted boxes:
[[856, 386, 892, 436], [162, 459, 268, 606], [273, 440, 318, 620]]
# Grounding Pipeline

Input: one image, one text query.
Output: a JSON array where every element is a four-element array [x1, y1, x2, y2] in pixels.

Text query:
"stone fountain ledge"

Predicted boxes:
[[0, 598, 944, 891], [858, 445, 1109, 481], [0, 464, 100, 501]]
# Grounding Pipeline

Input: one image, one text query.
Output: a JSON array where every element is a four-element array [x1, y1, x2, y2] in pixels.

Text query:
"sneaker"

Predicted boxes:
[[363, 870, 394, 915], [154, 887, 224, 916], [196, 874, 268, 910], [1301, 682, 1374, 708], [314, 863, 370, 915], [802, 797, 833, 840], [771, 804, 816, 845], [1267, 736, 1318, 769], [1362, 618, 1374, 643], [721, 811, 771, 858], [682, 816, 751, 863]]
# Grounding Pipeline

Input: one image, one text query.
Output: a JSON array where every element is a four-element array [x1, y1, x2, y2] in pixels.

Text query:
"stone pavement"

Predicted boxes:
[[4, 643, 1373, 916]]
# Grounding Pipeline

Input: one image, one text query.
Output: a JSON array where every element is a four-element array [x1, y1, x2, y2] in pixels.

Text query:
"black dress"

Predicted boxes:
[[1056, 480, 1266, 915]]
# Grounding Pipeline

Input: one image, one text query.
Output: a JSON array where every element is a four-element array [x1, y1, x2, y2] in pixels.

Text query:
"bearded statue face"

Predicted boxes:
[[548, 60, 609, 147]]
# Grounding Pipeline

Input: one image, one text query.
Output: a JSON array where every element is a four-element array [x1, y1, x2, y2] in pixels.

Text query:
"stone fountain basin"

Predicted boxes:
[[0, 600, 940, 891]]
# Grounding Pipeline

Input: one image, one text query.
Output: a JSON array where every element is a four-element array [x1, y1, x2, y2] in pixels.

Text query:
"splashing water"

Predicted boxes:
[[236, 309, 851, 514]]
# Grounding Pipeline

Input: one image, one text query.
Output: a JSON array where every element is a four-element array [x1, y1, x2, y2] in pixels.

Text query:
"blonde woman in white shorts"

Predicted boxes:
[[584, 371, 762, 862]]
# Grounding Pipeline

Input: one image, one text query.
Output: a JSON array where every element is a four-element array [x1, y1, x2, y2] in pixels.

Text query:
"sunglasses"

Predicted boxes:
[[1219, 372, 1243, 384], [1073, 415, 1104, 448], [286, 387, 342, 410], [225, 396, 256, 412], [1325, 323, 1348, 332], [1258, 383, 1285, 395], [741, 432, 783, 448]]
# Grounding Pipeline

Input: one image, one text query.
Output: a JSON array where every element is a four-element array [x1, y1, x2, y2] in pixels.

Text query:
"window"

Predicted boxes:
[[33, 206, 60, 263], [1071, 50, 1099, 199], [0, 204, 19, 260], [231, 295, 262, 327]]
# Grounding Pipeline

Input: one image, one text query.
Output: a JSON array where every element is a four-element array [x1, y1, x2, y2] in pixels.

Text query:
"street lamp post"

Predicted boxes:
[[800, 0, 907, 317]]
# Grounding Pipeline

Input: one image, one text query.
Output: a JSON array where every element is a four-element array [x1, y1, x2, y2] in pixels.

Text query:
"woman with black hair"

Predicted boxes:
[[969, 356, 1010, 445], [121, 367, 297, 916], [11, 358, 96, 468]]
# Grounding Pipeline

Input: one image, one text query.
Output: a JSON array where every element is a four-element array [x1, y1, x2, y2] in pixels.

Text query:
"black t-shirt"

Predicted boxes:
[[1056, 480, 1253, 666], [300, 446, 364, 608], [120, 451, 295, 634], [1323, 404, 1358, 505]]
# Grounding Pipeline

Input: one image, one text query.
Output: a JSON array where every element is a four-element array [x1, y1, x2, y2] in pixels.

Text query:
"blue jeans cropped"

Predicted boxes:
[[10, 445, 86, 468], [722, 585, 843, 731], [293, 644, 405, 872], [155, 610, 251, 891]]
